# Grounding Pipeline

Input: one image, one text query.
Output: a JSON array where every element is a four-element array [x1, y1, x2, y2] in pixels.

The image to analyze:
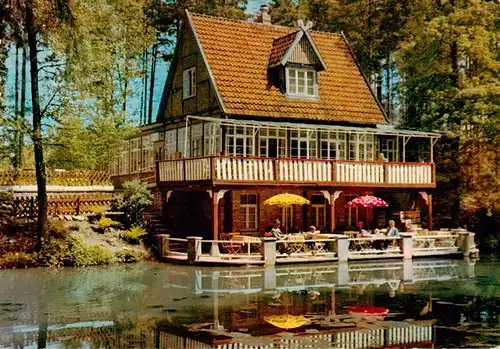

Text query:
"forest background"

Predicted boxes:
[[0, 0, 498, 249]]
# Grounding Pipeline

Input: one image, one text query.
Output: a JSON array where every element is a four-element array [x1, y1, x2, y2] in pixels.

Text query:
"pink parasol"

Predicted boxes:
[[347, 306, 389, 316], [346, 195, 389, 228]]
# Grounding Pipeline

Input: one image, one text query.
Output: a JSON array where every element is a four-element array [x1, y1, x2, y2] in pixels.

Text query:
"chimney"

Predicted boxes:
[[257, 4, 271, 24]]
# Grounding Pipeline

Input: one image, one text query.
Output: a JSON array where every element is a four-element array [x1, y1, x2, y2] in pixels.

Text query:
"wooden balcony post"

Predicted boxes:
[[211, 190, 219, 241], [329, 193, 335, 233], [427, 193, 433, 231], [183, 159, 187, 181]]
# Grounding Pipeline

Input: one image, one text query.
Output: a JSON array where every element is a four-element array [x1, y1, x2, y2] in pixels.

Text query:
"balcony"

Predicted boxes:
[[157, 156, 435, 188]]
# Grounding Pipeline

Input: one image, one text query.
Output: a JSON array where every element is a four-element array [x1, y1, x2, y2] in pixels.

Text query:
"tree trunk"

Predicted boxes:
[[26, 0, 48, 252], [147, 43, 157, 124], [18, 45, 27, 168]]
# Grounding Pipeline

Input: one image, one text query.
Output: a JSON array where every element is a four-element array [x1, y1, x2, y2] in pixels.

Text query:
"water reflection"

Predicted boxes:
[[0, 258, 498, 348]]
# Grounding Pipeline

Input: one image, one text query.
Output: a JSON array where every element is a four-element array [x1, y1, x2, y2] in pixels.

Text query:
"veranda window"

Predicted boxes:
[[240, 194, 258, 230], [345, 194, 359, 227], [165, 129, 177, 159], [204, 123, 221, 156], [349, 133, 374, 161], [190, 124, 203, 157], [378, 137, 398, 161], [225, 125, 255, 157], [130, 138, 141, 173], [177, 127, 190, 157], [320, 131, 347, 160], [119, 141, 129, 175], [110, 157, 119, 176], [259, 127, 286, 158], [142, 135, 154, 171], [290, 129, 316, 158]]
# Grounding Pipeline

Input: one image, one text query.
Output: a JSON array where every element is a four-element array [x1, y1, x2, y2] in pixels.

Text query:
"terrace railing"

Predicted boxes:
[[157, 156, 435, 187]]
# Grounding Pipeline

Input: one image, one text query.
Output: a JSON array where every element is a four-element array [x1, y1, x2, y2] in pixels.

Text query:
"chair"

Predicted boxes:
[[219, 233, 244, 254]]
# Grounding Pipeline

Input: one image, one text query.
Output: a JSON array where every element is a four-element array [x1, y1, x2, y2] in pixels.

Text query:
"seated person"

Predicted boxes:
[[356, 221, 370, 238], [305, 225, 320, 239], [387, 220, 400, 237], [269, 219, 285, 239]]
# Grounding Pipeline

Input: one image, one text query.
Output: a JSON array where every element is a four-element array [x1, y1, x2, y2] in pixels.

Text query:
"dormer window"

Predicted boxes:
[[286, 67, 317, 97]]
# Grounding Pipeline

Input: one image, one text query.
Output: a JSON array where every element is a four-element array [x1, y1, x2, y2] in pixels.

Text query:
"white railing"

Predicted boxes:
[[277, 160, 332, 182], [157, 156, 435, 186], [197, 239, 263, 261], [335, 162, 384, 183], [412, 233, 459, 255], [215, 157, 274, 182], [165, 237, 188, 257], [276, 238, 337, 259], [386, 162, 433, 184]]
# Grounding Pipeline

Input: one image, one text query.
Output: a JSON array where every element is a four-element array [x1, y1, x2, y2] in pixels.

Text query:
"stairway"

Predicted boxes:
[[142, 208, 185, 254]]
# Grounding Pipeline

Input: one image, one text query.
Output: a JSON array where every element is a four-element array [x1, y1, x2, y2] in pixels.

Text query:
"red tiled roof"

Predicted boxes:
[[189, 13, 387, 125], [268, 31, 297, 67]]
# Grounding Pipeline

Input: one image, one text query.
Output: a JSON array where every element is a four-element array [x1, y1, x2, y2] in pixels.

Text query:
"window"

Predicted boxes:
[[286, 67, 317, 97], [190, 124, 203, 157], [177, 127, 190, 157], [165, 130, 177, 159], [204, 123, 221, 156], [142, 135, 153, 171], [225, 125, 254, 157], [345, 194, 359, 227], [119, 141, 129, 175], [259, 127, 287, 158], [240, 194, 258, 230], [349, 133, 374, 161], [282, 206, 294, 231], [378, 138, 398, 162], [290, 129, 316, 158], [309, 195, 326, 229], [130, 138, 141, 173], [320, 131, 347, 160], [110, 156, 119, 176], [183, 67, 196, 99]]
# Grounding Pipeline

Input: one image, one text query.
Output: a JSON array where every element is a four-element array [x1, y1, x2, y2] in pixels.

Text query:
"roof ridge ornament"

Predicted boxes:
[[297, 19, 314, 31]]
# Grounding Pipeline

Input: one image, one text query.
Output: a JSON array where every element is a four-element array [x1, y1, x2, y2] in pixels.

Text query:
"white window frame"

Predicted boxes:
[[190, 123, 203, 157], [141, 135, 154, 171], [225, 125, 255, 157], [290, 129, 316, 159], [183, 67, 196, 99], [110, 156, 119, 176], [177, 127, 189, 157], [259, 127, 287, 158], [286, 67, 317, 97], [240, 193, 258, 230], [130, 138, 141, 174], [320, 131, 347, 160], [378, 137, 399, 162], [119, 141, 129, 175], [349, 133, 374, 161], [165, 129, 177, 160], [204, 123, 221, 156]]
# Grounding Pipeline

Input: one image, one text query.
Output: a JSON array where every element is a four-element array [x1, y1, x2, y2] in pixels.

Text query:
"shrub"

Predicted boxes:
[[114, 180, 153, 224], [121, 225, 148, 244], [48, 219, 70, 239], [114, 249, 144, 263], [0, 252, 37, 269], [95, 217, 121, 233], [92, 206, 108, 218], [38, 237, 75, 267], [67, 235, 113, 267]]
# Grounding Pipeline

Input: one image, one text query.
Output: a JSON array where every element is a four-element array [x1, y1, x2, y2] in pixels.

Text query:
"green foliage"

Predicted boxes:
[[37, 236, 75, 267], [114, 180, 153, 224], [114, 249, 144, 263], [95, 217, 121, 232], [48, 219, 70, 239], [0, 252, 37, 269], [121, 225, 148, 245], [68, 235, 113, 267]]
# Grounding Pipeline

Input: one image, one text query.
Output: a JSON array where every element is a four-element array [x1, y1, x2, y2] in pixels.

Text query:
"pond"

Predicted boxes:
[[0, 257, 499, 348]]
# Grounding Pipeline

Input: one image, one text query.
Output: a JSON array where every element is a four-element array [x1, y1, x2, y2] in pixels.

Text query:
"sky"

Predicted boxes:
[[2, 0, 267, 125]]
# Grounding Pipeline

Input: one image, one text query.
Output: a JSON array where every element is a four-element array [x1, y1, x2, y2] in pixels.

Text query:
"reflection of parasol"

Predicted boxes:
[[346, 195, 389, 228], [264, 193, 310, 233], [264, 314, 308, 329], [347, 306, 389, 316]]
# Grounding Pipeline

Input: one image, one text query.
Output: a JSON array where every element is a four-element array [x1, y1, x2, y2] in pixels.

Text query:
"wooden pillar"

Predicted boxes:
[[427, 193, 433, 231], [211, 190, 219, 240], [302, 190, 308, 231], [329, 194, 335, 233]]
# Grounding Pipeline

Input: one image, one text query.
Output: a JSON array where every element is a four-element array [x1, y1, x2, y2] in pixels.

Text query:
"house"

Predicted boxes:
[[110, 5, 440, 240]]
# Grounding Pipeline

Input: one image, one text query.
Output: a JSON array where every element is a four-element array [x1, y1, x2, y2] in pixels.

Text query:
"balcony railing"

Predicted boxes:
[[157, 156, 435, 187]]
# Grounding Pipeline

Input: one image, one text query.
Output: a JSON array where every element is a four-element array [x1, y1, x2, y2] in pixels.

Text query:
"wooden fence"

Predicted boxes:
[[12, 193, 113, 218], [0, 170, 111, 186]]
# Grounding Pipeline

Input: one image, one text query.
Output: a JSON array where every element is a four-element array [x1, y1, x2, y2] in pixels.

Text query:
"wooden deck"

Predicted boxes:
[[157, 156, 435, 188]]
